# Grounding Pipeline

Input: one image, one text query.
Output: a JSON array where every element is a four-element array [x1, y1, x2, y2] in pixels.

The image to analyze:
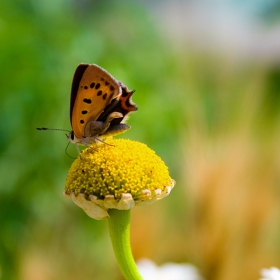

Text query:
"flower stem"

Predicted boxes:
[[108, 209, 143, 280]]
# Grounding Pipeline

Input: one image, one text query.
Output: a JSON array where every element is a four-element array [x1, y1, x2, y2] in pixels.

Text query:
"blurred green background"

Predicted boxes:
[[1, 1, 280, 279]]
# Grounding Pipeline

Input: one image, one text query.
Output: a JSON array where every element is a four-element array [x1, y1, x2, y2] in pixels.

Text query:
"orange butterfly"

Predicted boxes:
[[68, 63, 137, 146], [37, 64, 137, 152]]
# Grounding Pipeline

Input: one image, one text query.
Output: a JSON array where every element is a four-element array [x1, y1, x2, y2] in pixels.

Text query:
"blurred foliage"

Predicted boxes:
[[1, 0, 280, 280], [0, 1, 180, 280]]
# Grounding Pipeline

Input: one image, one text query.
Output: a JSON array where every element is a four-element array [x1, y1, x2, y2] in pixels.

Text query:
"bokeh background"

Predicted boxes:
[[1, 0, 280, 279]]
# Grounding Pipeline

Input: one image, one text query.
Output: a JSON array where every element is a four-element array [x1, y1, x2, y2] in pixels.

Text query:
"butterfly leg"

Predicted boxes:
[[75, 143, 81, 155]]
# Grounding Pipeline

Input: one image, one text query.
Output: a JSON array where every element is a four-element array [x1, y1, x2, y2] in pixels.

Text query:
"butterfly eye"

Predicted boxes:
[[71, 131, 75, 140]]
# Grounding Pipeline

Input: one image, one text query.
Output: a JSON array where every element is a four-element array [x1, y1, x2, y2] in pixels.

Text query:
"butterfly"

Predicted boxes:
[[37, 64, 137, 152]]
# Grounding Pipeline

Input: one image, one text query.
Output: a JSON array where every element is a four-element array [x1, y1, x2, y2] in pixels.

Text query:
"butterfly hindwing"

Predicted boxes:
[[98, 83, 138, 125]]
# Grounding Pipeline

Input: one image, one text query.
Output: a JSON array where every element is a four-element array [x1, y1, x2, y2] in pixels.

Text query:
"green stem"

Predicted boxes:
[[108, 209, 143, 280]]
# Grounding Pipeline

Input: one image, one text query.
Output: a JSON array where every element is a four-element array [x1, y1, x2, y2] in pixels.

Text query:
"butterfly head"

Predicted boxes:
[[67, 129, 99, 146]]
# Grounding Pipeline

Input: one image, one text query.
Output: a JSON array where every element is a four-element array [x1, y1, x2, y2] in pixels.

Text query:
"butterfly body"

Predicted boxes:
[[68, 64, 137, 146]]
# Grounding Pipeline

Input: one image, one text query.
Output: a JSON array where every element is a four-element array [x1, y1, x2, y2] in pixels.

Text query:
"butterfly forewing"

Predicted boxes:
[[70, 64, 121, 138]]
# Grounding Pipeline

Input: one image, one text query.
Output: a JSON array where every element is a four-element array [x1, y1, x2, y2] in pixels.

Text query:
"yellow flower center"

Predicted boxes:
[[65, 138, 172, 201]]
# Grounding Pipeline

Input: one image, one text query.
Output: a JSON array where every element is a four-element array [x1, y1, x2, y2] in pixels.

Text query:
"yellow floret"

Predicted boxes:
[[64, 138, 175, 220], [65, 138, 172, 201]]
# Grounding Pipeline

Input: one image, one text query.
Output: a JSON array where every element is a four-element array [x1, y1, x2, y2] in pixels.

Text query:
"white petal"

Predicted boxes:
[[64, 191, 109, 220], [104, 195, 119, 208], [137, 259, 204, 280], [260, 267, 280, 280], [117, 193, 135, 210]]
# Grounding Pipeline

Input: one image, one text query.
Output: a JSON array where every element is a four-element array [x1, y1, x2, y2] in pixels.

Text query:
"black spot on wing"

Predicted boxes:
[[121, 90, 128, 97], [83, 98, 92, 104]]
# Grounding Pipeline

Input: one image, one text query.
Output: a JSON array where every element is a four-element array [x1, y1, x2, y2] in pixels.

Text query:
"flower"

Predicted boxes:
[[64, 138, 175, 220], [260, 267, 280, 280], [137, 259, 204, 280]]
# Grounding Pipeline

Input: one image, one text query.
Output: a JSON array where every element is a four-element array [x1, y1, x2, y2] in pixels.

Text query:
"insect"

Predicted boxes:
[[37, 64, 138, 153]]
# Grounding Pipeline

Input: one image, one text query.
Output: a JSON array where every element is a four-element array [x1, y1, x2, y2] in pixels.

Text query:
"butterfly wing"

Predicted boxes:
[[70, 64, 121, 139], [98, 83, 138, 125]]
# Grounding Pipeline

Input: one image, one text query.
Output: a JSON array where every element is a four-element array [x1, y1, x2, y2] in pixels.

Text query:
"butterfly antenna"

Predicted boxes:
[[36, 127, 71, 133]]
